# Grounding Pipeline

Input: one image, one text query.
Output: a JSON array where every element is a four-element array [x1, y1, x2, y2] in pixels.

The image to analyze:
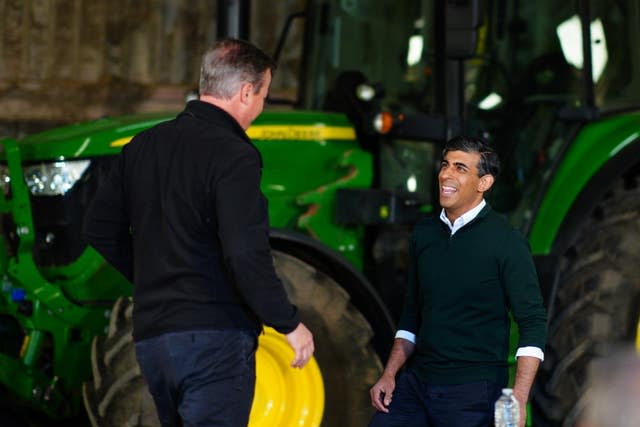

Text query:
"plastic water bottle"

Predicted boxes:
[[494, 388, 520, 427]]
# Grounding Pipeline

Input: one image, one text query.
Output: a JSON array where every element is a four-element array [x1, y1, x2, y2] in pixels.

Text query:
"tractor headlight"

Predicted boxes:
[[23, 160, 91, 196]]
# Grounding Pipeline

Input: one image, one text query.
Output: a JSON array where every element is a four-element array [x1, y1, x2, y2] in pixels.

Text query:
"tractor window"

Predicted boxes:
[[467, 0, 638, 115], [302, 0, 436, 112], [469, 1, 583, 114], [465, 1, 585, 216], [464, 0, 639, 227]]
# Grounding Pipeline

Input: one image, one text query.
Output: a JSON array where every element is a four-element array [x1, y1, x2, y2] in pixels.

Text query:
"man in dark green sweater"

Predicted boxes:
[[369, 136, 547, 427]]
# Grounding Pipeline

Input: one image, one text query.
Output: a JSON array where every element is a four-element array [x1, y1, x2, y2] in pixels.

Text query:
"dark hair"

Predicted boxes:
[[199, 38, 276, 99], [442, 136, 501, 178]]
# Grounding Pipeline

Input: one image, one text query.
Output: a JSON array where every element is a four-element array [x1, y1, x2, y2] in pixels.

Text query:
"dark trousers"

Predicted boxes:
[[369, 370, 503, 427], [135, 329, 258, 427]]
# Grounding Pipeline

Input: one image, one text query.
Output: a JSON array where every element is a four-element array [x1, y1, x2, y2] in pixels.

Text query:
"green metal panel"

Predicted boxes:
[[257, 136, 371, 266], [528, 111, 640, 254], [14, 114, 172, 160]]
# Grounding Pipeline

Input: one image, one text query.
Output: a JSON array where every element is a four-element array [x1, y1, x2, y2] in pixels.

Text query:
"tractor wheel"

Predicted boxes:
[[84, 250, 382, 427], [272, 251, 382, 427], [531, 177, 640, 427], [82, 297, 160, 427]]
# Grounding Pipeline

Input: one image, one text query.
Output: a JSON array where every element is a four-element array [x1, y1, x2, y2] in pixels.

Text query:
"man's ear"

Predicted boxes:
[[478, 174, 495, 193], [239, 82, 254, 105]]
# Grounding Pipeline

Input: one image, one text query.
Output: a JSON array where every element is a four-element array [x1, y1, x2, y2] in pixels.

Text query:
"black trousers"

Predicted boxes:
[[135, 329, 258, 427], [369, 370, 503, 427]]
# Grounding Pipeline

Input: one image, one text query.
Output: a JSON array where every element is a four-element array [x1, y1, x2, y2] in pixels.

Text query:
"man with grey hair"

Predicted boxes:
[[84, 38, 314, 427]]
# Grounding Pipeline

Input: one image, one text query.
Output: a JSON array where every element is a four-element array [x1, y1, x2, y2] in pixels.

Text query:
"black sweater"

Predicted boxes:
[[84, 101, 300, 340], [398, 204, 547, 385]]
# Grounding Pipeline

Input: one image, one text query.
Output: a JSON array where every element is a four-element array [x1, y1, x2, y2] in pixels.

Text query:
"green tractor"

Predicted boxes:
[[1, 1, 639, 426]]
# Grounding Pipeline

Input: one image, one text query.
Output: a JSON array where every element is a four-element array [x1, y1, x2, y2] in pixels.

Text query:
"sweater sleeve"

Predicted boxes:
[[397, 233, 421, 334], [215, 147, 300, 334], [83, 150, 134, 282], [501, 229, 547, 349]]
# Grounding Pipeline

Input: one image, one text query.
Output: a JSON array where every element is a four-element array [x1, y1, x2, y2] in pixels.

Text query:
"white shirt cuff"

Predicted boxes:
[[516, 346, 544, 361], [395, 330, 416, 344]]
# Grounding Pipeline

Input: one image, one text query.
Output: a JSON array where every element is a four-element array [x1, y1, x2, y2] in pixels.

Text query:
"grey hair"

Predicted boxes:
[[199, 38, 276, 99]]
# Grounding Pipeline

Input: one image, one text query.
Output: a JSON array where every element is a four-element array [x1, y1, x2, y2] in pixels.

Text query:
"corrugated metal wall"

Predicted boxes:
[[0, 0, 304, 135]]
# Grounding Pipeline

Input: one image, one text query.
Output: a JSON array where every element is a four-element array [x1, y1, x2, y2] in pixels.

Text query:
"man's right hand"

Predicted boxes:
[[370, 374, 396, 413], [285, 322, 314, 368]]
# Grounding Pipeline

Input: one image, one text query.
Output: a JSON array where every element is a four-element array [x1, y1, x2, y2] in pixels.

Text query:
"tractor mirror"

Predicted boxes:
[[445, 0, 484, 59]]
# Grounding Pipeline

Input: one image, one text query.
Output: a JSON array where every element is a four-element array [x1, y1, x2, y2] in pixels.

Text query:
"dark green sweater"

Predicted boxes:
[[398, 204, 547, 385]]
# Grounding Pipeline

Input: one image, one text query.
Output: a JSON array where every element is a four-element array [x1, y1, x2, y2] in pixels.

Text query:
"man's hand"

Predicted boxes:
[[513, 355, 540, 427], [285, 322, 314, 368], [369, 374, 395, 413], [368, 337, 415, 413], [512, 391, 527, 427]]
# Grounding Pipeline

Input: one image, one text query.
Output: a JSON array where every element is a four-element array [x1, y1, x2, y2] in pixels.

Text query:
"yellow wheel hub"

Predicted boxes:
[[249, 327, 324, 427]]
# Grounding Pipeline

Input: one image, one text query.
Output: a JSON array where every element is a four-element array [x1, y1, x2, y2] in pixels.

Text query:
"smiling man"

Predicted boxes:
[[368, 136, 547, 427]]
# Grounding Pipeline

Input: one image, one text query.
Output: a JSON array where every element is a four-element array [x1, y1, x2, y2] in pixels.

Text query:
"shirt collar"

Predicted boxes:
[[439, 199, 487, 235], [181, 100, 262, 166], [183, 100, 250, 142]]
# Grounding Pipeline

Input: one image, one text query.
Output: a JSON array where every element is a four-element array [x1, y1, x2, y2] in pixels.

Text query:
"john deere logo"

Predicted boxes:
[[110, 125, 355, 147], [247, 125, 355, 141]]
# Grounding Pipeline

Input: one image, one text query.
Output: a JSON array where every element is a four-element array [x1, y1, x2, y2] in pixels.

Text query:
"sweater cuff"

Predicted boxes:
[[269, 305, 301, 335]]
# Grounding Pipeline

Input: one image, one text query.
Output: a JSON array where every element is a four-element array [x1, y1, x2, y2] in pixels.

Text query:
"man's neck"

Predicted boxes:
[[445, 211, 460, 224], [199, 94, 244, 129], [443, 199, 486, 224]]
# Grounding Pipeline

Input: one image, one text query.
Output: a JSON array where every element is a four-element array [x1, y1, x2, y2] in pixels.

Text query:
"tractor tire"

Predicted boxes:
[[82, 297, 160, 427], [83, 250, 382, 427], [273, 251, 382, 427], [531, 178, 640, 427]]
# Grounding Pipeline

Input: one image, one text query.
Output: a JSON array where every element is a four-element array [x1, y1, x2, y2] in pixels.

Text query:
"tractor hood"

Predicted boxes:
[[9, 109, 357, 162]]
